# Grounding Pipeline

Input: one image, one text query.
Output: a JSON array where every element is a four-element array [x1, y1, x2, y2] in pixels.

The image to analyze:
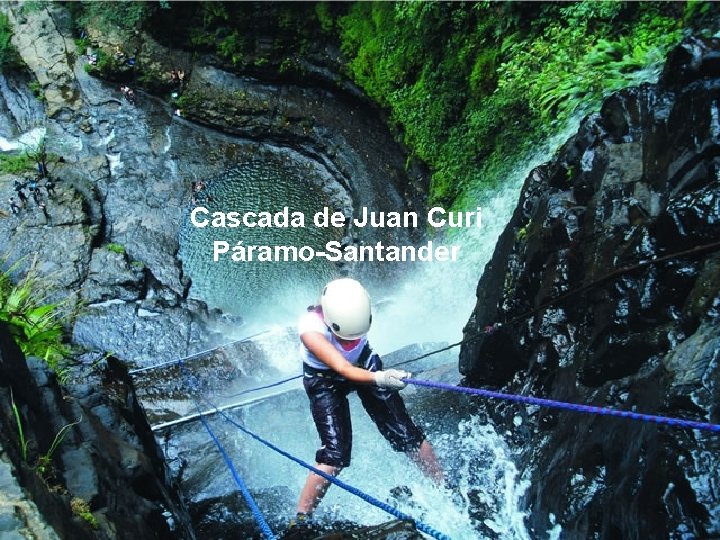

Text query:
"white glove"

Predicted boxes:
[[374, 369, 410, 390]]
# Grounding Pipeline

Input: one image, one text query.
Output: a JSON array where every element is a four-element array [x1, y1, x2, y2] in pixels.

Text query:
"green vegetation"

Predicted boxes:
[[104, 243, 125, 255], [73, 1, 154, 34], [83, 49, 117, 78], [74, 36, 90, 54], [139, 3, 340, 67], [28, 80, 45, 102], [2, 260, 78, 477], [10, 389, 29, 462], [19, 2, 49, 15], [71, 497, 98, 529], [336, 1, 703, 207], [516, 224, 529, 243], [0, 259, 70, 372], [0, 12, 21, 70], [71, 1, 718, 210], [0, 152, 35, 174], [11, 387, 81, 487], [36, 415, 82, 478]]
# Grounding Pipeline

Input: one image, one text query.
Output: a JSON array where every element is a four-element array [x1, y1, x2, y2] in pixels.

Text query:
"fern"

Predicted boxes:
[[0, 257, 70, 371]]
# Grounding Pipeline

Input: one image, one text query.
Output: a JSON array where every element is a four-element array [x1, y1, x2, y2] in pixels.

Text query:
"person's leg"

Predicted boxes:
[[357, 384, 444, 486], [407, 439, 444, 484], [296, 377, 352, 515], [296, 464, 342, 515]]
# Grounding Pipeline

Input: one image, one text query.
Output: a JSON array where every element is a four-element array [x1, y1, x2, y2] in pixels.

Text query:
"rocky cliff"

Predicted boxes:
[[460, 36, 720, 539], [0, 324, 195, 539]]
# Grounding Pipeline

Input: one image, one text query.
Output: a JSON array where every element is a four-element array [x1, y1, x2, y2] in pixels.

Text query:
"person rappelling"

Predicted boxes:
[[289, 278, 444, 532]]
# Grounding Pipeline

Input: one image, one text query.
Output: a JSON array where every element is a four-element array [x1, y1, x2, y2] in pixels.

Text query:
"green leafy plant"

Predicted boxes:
[[36, 415, 82, 478], [28, 80, 45, 102], [24, 136, 50, 176], [10, 388, 29, 462], [0, 257, 70, 372], [104, 243, 125, 255]]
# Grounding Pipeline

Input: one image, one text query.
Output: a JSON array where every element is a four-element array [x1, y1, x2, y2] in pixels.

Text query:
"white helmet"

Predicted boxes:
[[320, 278, 372, 339]]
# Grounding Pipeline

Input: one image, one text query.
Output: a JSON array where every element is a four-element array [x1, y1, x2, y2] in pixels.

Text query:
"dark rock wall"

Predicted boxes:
[[460, 37, 720, 539], [0, 324, 195, 539]]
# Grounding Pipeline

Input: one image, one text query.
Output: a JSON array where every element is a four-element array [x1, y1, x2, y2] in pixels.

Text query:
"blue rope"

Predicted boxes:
[[404, 378, 720, 433], [187, 367, 719, 434], [194, 406, 277, 539], [178, 364, 719, 435], [180, 362, 277, 539], [200, 396, 452, 540]]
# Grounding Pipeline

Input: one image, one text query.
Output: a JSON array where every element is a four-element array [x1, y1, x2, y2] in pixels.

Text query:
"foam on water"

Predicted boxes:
[[0, 126, 46, 152]]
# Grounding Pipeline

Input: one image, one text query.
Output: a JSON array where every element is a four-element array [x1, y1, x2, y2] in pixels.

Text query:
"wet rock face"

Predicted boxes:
[[0, 324, 195, 539], [461, 37, 720, 538], [180, 64, 428, 256]]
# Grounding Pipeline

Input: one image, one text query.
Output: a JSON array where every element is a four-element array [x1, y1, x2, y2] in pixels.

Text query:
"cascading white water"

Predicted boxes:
[[368, 120, 586, 357], [171, 115, 589, 537], [209, 390, 531, 539], [0, 125, 45, 152]]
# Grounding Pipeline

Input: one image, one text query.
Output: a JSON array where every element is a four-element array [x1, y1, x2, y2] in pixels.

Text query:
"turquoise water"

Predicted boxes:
[[178, 160, 343, 318]]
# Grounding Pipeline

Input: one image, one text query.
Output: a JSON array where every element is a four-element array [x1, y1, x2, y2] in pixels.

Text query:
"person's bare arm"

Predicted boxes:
[[301, 332, 375, 383]]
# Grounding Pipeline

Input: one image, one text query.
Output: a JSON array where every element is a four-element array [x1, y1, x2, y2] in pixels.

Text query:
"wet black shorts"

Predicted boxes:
[[303, 357, 425, 468]]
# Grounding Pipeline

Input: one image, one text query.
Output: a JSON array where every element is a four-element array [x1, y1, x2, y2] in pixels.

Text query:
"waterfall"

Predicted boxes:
[[166, 113, 592, 538], [369, 119, 587, 357], [161, 54, 674, 538], [189, 150, 568, 535], [0, 125, 45, 152]]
